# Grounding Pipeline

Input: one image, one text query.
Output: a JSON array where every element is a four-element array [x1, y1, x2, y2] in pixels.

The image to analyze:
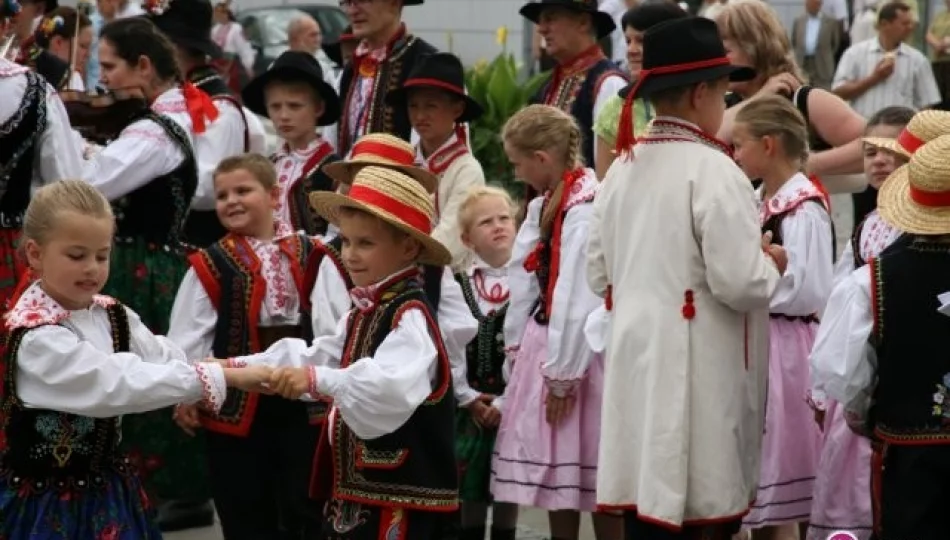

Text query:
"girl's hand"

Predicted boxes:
[[172, 403, 202, 436], [545, 393, 576, 425], [481, 405, 502, 428], [757, 72, 800, 98], [269, 367, 311, 399], [223, 365, 274, 393]]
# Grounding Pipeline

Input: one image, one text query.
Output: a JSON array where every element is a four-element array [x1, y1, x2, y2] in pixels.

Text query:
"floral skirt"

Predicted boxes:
[[0, 466, 162, 539], [0, 228, 28, 313], [456, 408, 497, 502], [103, 239, 210, 501]]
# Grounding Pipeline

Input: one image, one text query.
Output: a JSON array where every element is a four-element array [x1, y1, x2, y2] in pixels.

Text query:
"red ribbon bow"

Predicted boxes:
[[181, 81, 219, 134]]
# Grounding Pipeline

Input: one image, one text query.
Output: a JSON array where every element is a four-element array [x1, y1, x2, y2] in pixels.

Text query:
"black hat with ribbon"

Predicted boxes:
[[323, 25, 356, 67], [615, 17, 755, 152], [241, 50, 341, 126], [519, 0, 616, 39], [147, 0, 223, 59], [384, 52, 483, 123]]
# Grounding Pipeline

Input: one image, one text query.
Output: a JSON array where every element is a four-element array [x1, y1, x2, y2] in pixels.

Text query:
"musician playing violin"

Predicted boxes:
[[0, 0, 82, 311]]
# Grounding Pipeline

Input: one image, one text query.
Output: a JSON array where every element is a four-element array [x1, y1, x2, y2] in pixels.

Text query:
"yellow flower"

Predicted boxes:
[[496, 26, 508, 46], [474, 59, 489, 73]]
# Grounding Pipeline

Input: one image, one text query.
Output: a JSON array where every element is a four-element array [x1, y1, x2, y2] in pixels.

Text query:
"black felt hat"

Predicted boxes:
[[21, 0, 58, 14], [385, 53, 483, 123], [323, 25, 356, 67], [621, 17, 755, 100], [241, 50, 341, 126], [147, 0, 223, 59], [519, 0, 616, 39]]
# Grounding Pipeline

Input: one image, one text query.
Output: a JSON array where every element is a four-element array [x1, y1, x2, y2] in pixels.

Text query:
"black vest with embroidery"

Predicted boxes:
[[336, 35, 437, 156], [0, 71, 47, 230], [532, 59, 627, 168], [113, 111, 197, 246], [331, 278, 457, 509], [0, 305, 133, 489], [189, 233, 324, 434], [455, 273, 508, 397], [760, 196, 836, 256], [869, 238, 950, 444], [273, 150, 341, 236]]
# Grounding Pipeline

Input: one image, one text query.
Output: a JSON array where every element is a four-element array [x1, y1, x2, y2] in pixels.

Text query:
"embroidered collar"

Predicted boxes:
[[416, 130, 468, 175], [4, 282, 117, 330], [638, 117, 733, 158], [151, 87, 187, 112], [0, 58, 29, 78], [348, 265, 421, 313], [564, 168, 599, 210], [467, 256, 508, 278], [353, 23, 409, 67], [554, 44, 606, 77], [759, 172, 826, 222], [276, 136, 331, 160], [244, 220, 296, 250]]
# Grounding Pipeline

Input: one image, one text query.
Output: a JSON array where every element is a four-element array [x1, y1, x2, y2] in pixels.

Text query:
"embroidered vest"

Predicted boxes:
[[114, 111, 198, 246], [455, 273, 508, 397], [0, 304, 134, 491], [0, 71, 47, 230], [330, 279, 457, 510], [336, 36, 436, 156], [760, 195, 835, 256], [869, 239, 950, 444], [188, 232, 323, 435], [272, 146, 340, 236]]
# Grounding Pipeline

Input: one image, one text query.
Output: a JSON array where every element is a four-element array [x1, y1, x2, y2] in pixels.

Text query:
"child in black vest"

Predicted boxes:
[[224, 165, 459, 539], [169, 154, 328, 538]]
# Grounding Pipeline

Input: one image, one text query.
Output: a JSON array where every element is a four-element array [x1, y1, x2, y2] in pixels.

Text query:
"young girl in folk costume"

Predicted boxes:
[[77, 17, 220, 525], [731, 96, 835, 540], [243, 50, 342, 237], [385, 52, 486, 270], [34, 6, 93, 90], [491, 104, 621, 540], [805, 106, 913, 540], [453, 187, 519, 540], [0, 180, 271, 539], [168, 154, 326, 538], [211, 0, 255, 78]]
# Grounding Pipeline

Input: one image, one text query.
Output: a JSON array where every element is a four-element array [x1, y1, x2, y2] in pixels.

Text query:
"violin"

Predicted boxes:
[[61, 87, 150, 145]]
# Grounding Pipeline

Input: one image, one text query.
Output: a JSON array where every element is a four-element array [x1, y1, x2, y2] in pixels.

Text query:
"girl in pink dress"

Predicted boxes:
[[732, 96, 835, 540], [490, 104, 621, 540]]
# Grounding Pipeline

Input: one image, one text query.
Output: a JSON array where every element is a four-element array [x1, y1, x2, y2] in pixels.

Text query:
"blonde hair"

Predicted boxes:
[[715, 0, 805, 83], [456, 185, 517, 233], [735, 95, 809, 166], [502, 104, 582, 234], [214, 153, 278, 189], [23, 180, 114, 245]]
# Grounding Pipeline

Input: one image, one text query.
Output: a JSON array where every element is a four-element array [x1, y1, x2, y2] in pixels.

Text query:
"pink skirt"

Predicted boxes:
[[490, 319, 604, 511], [805, 400, 874, 540], [744, 317, 823, 528]]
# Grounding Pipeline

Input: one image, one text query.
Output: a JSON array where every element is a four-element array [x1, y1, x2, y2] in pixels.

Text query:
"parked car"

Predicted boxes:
[[238, 3, 348, 76]]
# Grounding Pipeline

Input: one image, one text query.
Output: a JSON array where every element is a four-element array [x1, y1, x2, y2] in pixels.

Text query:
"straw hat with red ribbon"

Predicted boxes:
[[863, 110, 950, 160], [309, 166, 450, 265], [322, 133, 438, 193], [878, 134, 950, 235]]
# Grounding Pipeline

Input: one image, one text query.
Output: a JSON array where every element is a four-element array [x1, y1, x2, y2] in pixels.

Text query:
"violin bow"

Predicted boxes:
[[70, 0, 93, 90]]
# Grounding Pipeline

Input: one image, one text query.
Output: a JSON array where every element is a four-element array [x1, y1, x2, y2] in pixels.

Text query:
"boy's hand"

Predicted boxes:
[[270, 367, 312, 399], [545, 394, 576, 426], [467, 394, 501, 427], [172, 403, 202, 436], [223, 365, 275, 393]]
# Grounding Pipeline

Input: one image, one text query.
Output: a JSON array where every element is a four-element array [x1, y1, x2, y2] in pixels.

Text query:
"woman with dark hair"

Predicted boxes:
[[33, 5, 93, 90], [77, 15, 217, 525]]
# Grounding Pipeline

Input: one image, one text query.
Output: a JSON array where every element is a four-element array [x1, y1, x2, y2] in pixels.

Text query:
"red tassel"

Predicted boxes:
[[182, 81, 220, 134], [681, 289, 695, 320], [604, 284, 613, 311], [614, 85, 639, 157]]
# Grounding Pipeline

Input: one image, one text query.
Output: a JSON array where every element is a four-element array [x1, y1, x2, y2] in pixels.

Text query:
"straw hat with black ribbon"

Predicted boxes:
[[878, 134, 950, 235], [864, 110, 950, 160], [309, 166, 450, 265], [322, 133, 438, 193]]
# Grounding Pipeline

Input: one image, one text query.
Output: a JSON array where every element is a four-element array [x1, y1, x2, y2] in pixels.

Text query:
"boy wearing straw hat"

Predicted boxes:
[[810, 134, 950, 540], [223, 166, 459, 539]]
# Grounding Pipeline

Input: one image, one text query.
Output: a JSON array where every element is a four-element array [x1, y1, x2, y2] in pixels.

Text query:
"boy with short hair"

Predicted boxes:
[[586, 17, 787, 539], [225, 165, 459, 539], [243, 50, 342, 236]]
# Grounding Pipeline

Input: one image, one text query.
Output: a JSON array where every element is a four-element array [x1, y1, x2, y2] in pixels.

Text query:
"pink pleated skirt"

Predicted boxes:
[[805, 400, 874, 540], [490, 319, 604, 511], [744, 317, 823, 528]]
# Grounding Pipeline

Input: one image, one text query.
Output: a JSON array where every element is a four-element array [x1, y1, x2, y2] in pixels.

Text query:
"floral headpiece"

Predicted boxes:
[[39, 15, 65, 38], [1, 0, 20, 19], [143, 0, 172, 16]]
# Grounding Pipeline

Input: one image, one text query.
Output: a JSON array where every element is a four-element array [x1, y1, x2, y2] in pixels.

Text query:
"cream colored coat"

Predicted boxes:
[[429, 152, 485, 272], [587, 137, 780, 528]]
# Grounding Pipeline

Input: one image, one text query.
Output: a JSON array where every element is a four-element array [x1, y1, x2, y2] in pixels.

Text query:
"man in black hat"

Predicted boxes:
[[587, 16, 785, 540], [522, 0, 628, 171], [148, 0, 267, 249], [325, 0, 435, 157]]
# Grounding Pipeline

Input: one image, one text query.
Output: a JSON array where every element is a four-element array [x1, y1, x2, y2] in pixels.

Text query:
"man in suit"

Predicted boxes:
[[792, 0, 842, 89]]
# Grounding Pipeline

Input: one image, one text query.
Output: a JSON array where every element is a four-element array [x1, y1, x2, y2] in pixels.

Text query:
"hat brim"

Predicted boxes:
[[877, 164, 950, 235], [519, 2, 616, 39], [385, 84, 484, 123], [309, 191, 450, 266], [148, 17, 225, 59], [323, 160, 438, 194], [323, 42, 343, 67], [241, 67, 341, 126], [626, 64, 756, 100], [862, 136, 912, 159]]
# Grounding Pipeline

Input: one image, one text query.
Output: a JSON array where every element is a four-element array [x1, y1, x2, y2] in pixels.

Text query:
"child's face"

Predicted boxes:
[[461, 195, 516, 266], [214, 168, 279, 237], [504, 141, 558, 193], [732, 123, 775, 180], [338, 209, 421, 287], [864, 124, 906, 190], [25, 211, 113, 310], [264, 82, 324, 147], [407, 88, 465, 146]]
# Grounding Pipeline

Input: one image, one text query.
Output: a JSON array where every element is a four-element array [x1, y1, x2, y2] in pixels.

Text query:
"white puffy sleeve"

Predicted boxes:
[[37, 90, 84, 184], [233, 310, 345, 370], [503, 197, 542, 350], [191, 101, 247, 211], [437, 268, 479, 406], [166, 269, 216, 362], [832, 239, 857, 288], [770, 201, 835, 315], [310, 255, 353, 339], [586, 183, 609, 297], [15, 326, 226, 417]]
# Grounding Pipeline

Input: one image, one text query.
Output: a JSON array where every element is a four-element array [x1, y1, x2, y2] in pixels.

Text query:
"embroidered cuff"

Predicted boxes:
[[544, 377, 580, 398], [226, 357, 248, 368], [307, 366, 319, 396], [194, 362, 227, 414], [805, 388, 827, 412]]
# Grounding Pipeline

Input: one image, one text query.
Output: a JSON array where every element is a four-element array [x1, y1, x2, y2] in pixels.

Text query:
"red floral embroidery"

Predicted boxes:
[[681, 289, 696, 320], [134, 263, 148, 280], [99, 523, 120, 540], [523, 242, 544, 273]]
